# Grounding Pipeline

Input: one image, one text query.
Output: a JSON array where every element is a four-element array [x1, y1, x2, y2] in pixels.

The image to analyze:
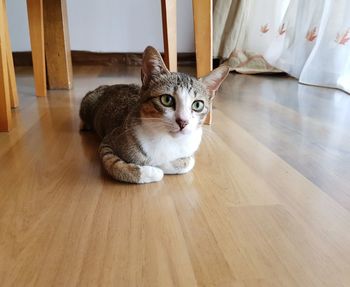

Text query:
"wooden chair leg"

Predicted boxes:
[[161, 0, 177, 72], [192, 0, 213, 124], [0, 0, 11, 131], [2, 0, 19, 107], [27, 0, 47, 97], [6, 40, 19, 108], [43, 0, 73, 89]]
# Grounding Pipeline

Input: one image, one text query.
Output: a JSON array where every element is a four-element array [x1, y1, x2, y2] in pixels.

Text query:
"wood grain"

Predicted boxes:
[[43, 0, 73, 89], [27, 0, 47, 97], [161, 0, 178, 72], [1, 66, 350, 286]]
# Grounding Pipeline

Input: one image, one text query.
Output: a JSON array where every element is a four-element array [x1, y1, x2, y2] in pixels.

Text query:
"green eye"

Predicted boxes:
[[192, 100, 204, 112], [160, 94, 175, 107]]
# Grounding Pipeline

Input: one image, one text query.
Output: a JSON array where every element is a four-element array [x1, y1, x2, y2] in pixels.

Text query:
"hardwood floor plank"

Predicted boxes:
[[1, 66, 350, 286], [216, 74, 350, 210]]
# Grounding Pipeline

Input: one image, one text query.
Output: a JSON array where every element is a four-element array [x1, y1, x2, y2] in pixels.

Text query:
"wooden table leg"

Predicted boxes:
[[0, 0, 11, 131], [192, 0, 213, 124], [43, 0, 73, 89], [2, 0, 18, 107], [27, 0, 47, 97], [161, 0, 177, 72]]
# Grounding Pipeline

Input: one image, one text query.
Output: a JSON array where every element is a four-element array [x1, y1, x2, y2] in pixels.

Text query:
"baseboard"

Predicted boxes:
[[13, 51, 196, 67]]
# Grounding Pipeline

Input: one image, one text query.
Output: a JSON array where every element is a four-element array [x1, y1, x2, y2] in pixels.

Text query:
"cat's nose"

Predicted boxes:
[[176, 118, 189, 130]]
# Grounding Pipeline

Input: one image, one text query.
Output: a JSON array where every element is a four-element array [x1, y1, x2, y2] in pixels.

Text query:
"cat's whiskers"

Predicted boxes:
[[139, 118, 174, 129], [137, 117, 174, 126]]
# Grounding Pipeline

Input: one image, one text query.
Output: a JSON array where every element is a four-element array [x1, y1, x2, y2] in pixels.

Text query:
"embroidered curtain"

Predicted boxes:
[[214, 0, 350, 93]]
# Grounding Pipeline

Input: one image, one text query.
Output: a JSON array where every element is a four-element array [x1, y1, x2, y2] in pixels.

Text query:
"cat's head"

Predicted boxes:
[[139, 46, 229, 136]]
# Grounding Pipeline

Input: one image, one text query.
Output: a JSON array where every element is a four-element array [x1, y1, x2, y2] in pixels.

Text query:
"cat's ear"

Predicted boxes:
[[141, 46, 170, 86], [200, 65, 230, 99]]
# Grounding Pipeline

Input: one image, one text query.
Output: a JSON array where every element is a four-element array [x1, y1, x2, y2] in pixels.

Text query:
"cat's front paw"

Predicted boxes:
[[139, 166, 164, 183], [180, 156, 195, 174], [160, 156, 195, 175]]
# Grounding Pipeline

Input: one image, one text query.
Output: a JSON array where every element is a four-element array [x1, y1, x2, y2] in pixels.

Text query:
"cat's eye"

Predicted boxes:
[[160, 94, 175, 107], [192, 100, 204, 112]]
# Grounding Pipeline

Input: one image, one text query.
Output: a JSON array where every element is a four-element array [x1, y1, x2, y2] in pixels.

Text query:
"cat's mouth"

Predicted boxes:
[[169, 128, 191, 136]]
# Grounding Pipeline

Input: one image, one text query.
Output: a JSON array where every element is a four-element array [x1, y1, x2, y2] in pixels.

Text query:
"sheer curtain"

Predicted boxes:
[[214, 0, 350, 94]]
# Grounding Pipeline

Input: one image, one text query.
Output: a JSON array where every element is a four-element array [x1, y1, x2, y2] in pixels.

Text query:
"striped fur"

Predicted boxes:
[[99, 144, 163, 184], [80, 46, 229, 183]]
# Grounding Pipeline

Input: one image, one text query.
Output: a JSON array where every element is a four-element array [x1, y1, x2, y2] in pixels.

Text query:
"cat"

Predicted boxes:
[[79, 46, 229, 184]]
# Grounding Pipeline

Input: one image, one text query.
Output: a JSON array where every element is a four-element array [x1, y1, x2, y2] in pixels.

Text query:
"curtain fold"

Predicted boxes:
[[213, 0, 250, 59], [214, 0, 350, 94]]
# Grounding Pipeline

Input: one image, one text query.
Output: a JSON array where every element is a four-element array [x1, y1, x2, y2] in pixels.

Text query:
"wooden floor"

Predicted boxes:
[[1, 65, 350, 287]]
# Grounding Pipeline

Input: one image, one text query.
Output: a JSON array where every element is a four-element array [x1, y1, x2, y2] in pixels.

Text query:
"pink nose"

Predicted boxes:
[[176, 118, 189, 130]]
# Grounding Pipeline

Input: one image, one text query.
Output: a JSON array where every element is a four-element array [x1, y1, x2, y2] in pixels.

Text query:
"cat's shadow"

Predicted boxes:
[[79, 130, 99, 160], [79, 129, 112, 182]]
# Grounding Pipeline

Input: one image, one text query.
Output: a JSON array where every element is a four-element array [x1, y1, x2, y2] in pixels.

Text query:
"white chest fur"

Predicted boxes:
[[136, 127, 202, 166]]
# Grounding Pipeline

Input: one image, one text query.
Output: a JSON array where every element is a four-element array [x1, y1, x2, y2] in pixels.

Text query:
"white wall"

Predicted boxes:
[[7, 0, 194, 53]]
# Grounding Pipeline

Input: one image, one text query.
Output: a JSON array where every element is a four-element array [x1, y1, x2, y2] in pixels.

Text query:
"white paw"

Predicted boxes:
[[139, 166, 164, 183], [160, 157, 195, 175], [180, 157, 195, 174]]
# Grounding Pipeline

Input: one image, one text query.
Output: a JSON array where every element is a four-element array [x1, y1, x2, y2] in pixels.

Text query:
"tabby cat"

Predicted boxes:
[[79, 46, 229, 183]]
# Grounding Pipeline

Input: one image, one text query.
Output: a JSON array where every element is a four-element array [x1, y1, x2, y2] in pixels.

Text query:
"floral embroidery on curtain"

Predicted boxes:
[[335, 29, 350, 45], [306, 27, 317, 42], [260, 24, 269, 34], [278, 23, 287, 35], [213, 0, 350, 94]]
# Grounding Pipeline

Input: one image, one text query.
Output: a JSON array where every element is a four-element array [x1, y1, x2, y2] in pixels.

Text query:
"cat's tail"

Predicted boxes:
[[79, 85, 108, 130], [99, 143, 164, 183]]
